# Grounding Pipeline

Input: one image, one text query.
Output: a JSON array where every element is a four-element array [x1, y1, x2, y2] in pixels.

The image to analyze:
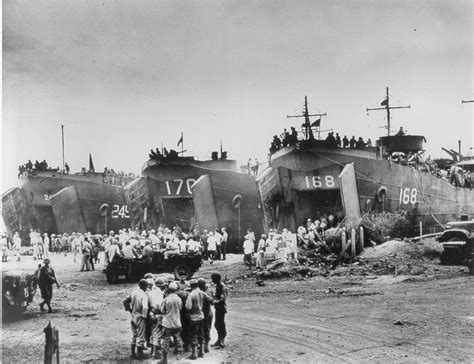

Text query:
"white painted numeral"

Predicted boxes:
[[399, 188, 417, 205], [174, 179, 184, 195], [325, 175, 335, 188], [312, 176, 322, 188], [111, 204, 130, 218], [186, 179, 196, 194]]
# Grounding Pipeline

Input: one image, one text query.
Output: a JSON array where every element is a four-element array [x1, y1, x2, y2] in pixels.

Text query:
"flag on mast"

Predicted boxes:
[[311, 118, 321, 127], [380, 98, 388, 106], [177, 133, 183, 146]]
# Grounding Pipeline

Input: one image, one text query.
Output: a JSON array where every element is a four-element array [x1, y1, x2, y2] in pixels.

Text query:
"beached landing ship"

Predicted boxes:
[[125, 145, 263, 251], [257, 90, 473, 234], [2, 158, 134, 241]]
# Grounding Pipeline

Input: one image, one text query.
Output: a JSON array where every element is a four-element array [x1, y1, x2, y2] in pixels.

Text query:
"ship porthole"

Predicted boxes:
[[99, 203, 109, 217], [376, 186, 387, 203], [232, 194, 242, 209]]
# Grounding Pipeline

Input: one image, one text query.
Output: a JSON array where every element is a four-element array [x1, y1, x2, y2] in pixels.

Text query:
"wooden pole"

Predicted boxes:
[[55, 326, 59, 364], [359, 226, 364, 253], [351, 228, 356, 260], [419, 221, 423, 240], [44, 321, 52, 364], [340, 228, 347, 260], [44, 320, 59, 364]]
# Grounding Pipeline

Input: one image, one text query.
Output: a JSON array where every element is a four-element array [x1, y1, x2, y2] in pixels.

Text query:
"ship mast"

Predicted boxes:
[[61, 124, 65, 172], [287, 96, 327, 140], [367, 87, 410, 136]]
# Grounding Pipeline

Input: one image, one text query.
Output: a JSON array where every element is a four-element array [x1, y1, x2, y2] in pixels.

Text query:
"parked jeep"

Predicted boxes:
[[437, 220, 474, 274], [2, 270, 37, 320], [104, 251, 202, 284]]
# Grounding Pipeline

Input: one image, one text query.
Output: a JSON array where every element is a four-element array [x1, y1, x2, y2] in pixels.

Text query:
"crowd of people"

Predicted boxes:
[[17, 159, 57, 176], [101, 167, 136, 186], [240, 212, 340, 270], [123, 271, 227, 362], [269, 126, 373, 154], [16, 158, 135, 188], [2, 214, 348, 363], [3, 212, 340, 271], [2, 224, 230, 268]]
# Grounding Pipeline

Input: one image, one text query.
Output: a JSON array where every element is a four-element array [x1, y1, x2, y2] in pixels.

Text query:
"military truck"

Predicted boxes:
[[437, 219, 474, 274], [104, 251, 202, 284], [2, 271, 38, 320]]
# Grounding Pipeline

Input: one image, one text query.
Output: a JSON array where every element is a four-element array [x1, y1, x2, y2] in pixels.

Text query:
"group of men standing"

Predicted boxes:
[[2, 230, 50, 262], [200, 228, 228, 263], [242, 228, 297, 270], [124, 272, 228, 363]]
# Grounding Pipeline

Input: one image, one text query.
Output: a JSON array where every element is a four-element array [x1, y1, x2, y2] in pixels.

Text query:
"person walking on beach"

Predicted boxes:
[[38, 258, 60, 313]]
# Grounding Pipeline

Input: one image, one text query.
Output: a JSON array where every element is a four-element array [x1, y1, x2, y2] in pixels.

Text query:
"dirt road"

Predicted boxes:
[[228, 275, 473, 362], [2, 251, 473, 363]]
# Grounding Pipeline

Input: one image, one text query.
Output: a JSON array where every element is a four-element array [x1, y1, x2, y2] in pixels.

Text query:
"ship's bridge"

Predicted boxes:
[[377, 135, 426, 154]]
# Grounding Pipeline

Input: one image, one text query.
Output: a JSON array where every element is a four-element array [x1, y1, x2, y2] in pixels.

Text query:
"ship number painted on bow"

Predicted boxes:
[[165, 178, 197, 196], [399, 188, 417, 205], [111, 204, 130, 219], [304, 175, 336, 189]]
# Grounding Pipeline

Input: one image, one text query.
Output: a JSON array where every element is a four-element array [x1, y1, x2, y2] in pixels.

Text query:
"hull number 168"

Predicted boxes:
[[304, 175, 335, 189], [399, 188, 417, 205]]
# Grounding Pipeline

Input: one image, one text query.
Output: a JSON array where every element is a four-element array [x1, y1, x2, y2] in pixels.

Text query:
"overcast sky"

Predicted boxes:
[[2, 0, 473, 191]]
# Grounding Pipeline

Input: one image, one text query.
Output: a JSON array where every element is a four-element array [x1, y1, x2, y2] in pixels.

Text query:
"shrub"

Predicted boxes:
[[360, 210, 409, 243]]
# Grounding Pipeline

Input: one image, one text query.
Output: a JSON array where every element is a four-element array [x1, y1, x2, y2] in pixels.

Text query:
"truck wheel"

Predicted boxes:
[[113, 271, 120, 284], [2, 297, 26, 321], [127, 263, 136, 282], [441, 237, 465, 265], [440, 250, 452, 265], [2, 297, 8, 319], [174, 264, 191, 280], [106, 269, 114, 283]]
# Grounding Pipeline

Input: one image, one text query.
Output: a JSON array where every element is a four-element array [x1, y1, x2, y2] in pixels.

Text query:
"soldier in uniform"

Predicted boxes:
[[124, 279, 149, 359], [211, 273, 228, 348], [150, 278, 167, 359], [161, 282, 183, 363], [185, 279, 212, 360], [38, 258, 60, 313], [342, 135, 349, 148], [198, 278, 213, 353], [220, 228, 228, 260], [1, 233, 9, 262], [13, 232, 21, 261], [43, 233, 50, 257]]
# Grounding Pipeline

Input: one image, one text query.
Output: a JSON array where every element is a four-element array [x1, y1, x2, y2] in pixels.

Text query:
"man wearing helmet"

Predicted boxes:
[[211, 272, 228, 349], [124, 279, 149, 359], [161, 281, 183, 363], [38, 258, 60, 313], [150, 278, 167, 359]]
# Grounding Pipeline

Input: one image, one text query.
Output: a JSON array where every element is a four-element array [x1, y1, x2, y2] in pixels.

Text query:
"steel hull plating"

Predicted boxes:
[[259, 146, 474, 233], [126, 158, 263, 252], [2, 172, 131, 238]]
